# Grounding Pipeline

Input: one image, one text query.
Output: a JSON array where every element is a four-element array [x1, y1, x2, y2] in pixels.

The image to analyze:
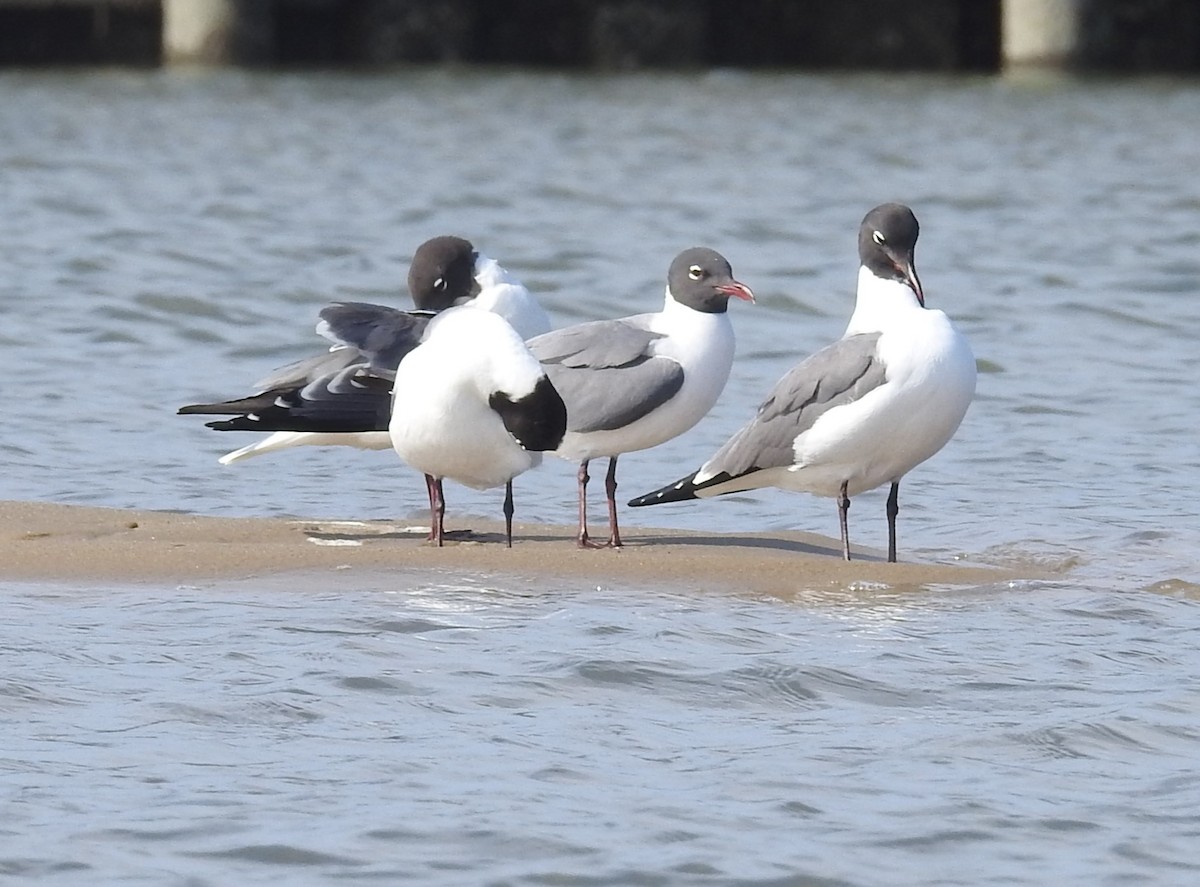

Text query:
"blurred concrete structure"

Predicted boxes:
[[162, 0, 270, 65], [0, 0, 1197, 72], [1002, 0, 1081, 67]]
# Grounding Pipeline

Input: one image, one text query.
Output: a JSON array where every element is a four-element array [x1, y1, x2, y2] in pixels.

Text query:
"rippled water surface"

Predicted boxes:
[[3, 69, 1200, 884], [6, 576, 1200, 886]]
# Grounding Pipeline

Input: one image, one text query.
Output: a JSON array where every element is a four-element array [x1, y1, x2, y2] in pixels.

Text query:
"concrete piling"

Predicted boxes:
[[1001, 0, 1082, 68], [161, 0, 272, 65]]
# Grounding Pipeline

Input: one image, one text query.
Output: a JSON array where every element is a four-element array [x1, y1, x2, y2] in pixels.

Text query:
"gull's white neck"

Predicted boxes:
[[467, 254, 552, 340], [844, 265, 925, 336], [474, 253, 514, 288], [651, 284, 734, 361]]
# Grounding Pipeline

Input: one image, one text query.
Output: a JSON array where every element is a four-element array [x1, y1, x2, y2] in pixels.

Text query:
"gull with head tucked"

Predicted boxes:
[[388, 306, 567, 547], [178, 235, 550, 463]]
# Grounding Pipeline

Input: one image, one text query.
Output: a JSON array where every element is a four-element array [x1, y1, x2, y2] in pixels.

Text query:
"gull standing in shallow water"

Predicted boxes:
[[388, 307, 567, 547], [525, 248, 754, 549], [628, 204, 976, 562], [178, 235, 551, 463]]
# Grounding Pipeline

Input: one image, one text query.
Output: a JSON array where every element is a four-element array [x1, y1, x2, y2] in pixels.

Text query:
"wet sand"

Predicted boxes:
[[1, 499, 1034, 595]]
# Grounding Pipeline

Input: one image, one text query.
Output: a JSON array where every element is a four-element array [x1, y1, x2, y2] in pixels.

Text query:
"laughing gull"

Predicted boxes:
[[525, 248, 754, 548], [628, 204, 976, 562], [388, 307, 567, 547], [178, 235, 551, 463]]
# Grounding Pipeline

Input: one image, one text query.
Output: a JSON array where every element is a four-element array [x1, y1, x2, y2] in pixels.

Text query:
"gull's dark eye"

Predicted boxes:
[[688, 264, 704, 280], [872, 231, 886, 245], [433, 277, 446, 290]]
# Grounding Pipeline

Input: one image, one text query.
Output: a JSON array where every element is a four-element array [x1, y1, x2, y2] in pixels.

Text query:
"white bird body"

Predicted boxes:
[[381, 306, 567, 546], [389, 309, 550, 491], [694, 271, 975, 501]]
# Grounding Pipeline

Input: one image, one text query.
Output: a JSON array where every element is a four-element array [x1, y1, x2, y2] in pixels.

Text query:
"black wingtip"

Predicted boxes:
[[204, 416, 260, 431], [627, 470, 704, 508], [489, 376, 568, 453], [177, 390, 281, 416]]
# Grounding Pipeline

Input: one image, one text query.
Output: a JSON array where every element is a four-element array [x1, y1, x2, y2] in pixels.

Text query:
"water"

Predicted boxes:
[[6, 576, 1200, 885], [3, 69, 1200, 884]]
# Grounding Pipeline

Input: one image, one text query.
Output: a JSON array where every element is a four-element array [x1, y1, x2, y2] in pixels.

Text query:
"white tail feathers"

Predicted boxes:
[[217, 431, 393, 465]]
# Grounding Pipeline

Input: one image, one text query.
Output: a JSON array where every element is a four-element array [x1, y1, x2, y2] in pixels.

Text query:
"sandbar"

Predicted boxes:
[[1, 499, 1037, 596]]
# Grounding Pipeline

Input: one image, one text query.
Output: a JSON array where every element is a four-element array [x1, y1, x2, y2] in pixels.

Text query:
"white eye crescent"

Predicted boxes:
[[688, 264, 703, 280], [433, 277, 446, 290], [872, 231, 886, 245]]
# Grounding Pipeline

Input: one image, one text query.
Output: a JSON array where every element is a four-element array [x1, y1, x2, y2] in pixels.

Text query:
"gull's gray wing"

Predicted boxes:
[[701, 333, 887, 478], [526, 316, 661, 369], [249, 303, 430, 391], [527, 318, 683, 434], [196, 365, 394, 433], [543, 361, 684, 434], [316, 302, 435, 372], [181, 301, 422, 425], [252, 345, 363, 392]]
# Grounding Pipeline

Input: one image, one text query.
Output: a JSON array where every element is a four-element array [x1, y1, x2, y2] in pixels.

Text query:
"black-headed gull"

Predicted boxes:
[[526, 247, 754, 549], [628, 204, 976, 562], [178, 235, 550, 462], [389, 307, 567, 547]]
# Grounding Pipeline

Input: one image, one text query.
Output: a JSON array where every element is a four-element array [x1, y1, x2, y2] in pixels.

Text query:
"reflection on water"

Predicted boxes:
[[3, 69, 1200, 885]]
